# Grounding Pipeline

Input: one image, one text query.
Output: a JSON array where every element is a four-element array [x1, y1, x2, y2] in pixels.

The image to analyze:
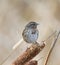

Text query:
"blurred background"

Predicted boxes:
[[0, 0, 60, 65]]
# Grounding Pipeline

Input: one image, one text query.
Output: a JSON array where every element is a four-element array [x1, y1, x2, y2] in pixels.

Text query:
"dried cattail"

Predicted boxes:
[[24, 60, 37, 65], [11, 43, 45, 65]]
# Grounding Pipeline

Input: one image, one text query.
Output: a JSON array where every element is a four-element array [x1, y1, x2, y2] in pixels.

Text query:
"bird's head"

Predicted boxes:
[[25, 21, 39, 29]]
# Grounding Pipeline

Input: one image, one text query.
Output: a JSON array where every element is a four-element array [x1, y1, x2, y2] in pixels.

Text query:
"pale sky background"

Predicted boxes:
[[0, 0, 60, 65]]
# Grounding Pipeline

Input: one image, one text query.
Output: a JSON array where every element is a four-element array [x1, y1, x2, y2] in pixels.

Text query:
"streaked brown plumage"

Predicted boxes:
[[22, 21, 39, 43]]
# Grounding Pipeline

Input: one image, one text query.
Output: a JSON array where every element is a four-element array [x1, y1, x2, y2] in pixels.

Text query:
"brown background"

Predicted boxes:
[[0, 0, 60, 65]]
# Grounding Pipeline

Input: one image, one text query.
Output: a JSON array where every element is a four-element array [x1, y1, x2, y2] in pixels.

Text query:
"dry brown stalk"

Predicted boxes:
[[24, 60, 37, 65], [45, 31, 60, 65], [11, 42, 45, 65]]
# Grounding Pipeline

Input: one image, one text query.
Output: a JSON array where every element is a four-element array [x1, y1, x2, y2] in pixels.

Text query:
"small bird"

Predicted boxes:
[[22, 21, 39, 43]]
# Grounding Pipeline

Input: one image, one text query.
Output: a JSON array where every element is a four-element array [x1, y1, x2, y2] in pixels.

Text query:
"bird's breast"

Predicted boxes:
[[26, 29, 39, 43]]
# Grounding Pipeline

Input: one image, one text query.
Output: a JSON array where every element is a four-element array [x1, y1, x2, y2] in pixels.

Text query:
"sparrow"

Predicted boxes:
[[22, 21, 39, 43]]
